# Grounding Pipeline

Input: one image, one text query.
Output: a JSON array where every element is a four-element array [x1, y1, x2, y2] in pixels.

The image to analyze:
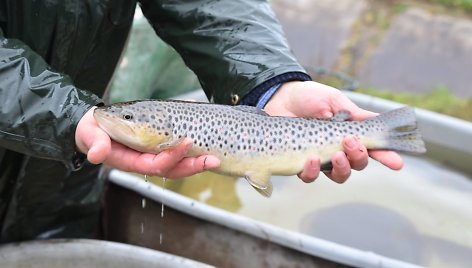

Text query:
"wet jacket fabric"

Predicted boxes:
[[0, 0, 308, 242]]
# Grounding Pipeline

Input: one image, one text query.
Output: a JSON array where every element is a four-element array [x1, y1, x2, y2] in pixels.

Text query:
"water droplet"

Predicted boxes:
[[161, 177, 166, 218], [141, 175, 149, 235]]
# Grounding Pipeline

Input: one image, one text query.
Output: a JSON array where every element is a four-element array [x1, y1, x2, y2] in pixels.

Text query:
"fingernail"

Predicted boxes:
[[346, 137, 358, 149], [323, 111, 333, 118], [203, 156, 220, 169], [336, 157, 347, 167], [203, 156, 208, 169]]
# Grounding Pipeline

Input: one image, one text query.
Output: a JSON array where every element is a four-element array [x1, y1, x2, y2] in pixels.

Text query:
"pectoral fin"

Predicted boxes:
[[245, 171, 273, 198], [156, 137, 185, 151]]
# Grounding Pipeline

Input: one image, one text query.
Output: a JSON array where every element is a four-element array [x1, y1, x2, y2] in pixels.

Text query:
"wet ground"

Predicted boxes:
[[156, 154, 472, 268], [271, 0, 472, 97]]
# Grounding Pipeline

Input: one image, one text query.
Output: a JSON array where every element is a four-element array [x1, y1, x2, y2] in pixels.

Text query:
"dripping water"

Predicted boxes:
[[160, 177, 166, 245], [161, 177, 166, 218], [141, 175, 148, 234]]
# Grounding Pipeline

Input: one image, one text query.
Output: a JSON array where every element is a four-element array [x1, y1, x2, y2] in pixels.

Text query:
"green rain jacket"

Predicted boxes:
[[0, 0, 309, 242]]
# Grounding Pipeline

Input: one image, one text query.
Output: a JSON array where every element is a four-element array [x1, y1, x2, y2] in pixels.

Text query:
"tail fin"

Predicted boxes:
[[369, 107, 426, 153]]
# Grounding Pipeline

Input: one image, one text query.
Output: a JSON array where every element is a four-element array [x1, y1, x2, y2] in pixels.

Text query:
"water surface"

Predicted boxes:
[[150, 155, 472, 268]]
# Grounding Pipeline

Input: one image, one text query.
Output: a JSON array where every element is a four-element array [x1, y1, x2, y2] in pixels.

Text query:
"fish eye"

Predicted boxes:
[[123, 114, 133, 120]]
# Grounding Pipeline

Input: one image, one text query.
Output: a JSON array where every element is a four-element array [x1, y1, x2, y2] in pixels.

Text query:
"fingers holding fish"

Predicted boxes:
[[343, 135, 369, 171], [86, 136, 111, 165], [297, 156, 321, 183], [100, 141, 184, 175], [75, 106, 111, 164], [369, 150, 404, 170], [164, 155, 221, 178], [105, 139, 213, 177], [324, 151, 352, 184]]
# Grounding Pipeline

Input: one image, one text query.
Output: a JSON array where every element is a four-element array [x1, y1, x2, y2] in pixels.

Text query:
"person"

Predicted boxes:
[[0, 0, 402, 243]]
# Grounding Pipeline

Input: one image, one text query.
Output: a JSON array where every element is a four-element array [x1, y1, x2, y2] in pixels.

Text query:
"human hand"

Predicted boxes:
[[264, 81, 403, 183], [75, 107, 221, 178]]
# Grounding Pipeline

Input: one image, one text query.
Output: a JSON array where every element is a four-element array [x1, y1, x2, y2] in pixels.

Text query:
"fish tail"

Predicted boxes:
[[368, 107, 426, 153]]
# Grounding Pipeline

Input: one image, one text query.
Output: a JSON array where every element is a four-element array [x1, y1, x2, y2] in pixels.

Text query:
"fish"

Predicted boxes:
[[94, 100, 426, 197]]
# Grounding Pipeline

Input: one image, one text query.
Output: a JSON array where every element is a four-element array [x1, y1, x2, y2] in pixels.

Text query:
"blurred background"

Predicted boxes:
[[110, 0, 472, 121], [108, 1, 472, 267]]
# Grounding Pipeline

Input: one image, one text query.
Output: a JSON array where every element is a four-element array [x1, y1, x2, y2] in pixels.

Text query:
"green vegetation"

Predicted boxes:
[[393, 2, 409, 14], [430, 0, 472, 12], [357, 87, 472, 122], [313, 73, 472, 122]]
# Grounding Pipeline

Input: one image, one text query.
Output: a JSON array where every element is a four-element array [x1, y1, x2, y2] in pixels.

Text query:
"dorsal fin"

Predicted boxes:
[[233, 105, 269, 116], [330, 110, 352, 122]]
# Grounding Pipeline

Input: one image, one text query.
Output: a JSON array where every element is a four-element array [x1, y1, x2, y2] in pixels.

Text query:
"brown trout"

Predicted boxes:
[[94, 100, 426, 197]]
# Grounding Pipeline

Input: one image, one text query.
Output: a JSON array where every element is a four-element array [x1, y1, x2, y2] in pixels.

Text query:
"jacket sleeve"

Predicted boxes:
[[139, 0, 309, 105], [0, 36, 102, 169]]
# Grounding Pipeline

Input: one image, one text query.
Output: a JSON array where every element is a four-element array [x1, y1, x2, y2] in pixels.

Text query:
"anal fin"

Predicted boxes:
[[245, 171, 273, 198]]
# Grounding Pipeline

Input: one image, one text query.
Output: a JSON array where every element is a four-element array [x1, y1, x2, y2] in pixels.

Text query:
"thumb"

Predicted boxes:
[[86, 129, 111, 164], [348, 106, 378, 121]]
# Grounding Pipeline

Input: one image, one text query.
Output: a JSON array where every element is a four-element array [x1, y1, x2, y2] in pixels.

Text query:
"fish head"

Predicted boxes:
[[93, 101, 174, 153]]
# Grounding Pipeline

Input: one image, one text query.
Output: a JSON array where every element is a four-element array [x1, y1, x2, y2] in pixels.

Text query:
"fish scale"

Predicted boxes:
[[94, 100, 426, 197]]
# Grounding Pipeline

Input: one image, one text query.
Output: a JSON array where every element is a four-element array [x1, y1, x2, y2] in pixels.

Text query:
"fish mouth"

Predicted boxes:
[[93, 109, 136, 140]]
